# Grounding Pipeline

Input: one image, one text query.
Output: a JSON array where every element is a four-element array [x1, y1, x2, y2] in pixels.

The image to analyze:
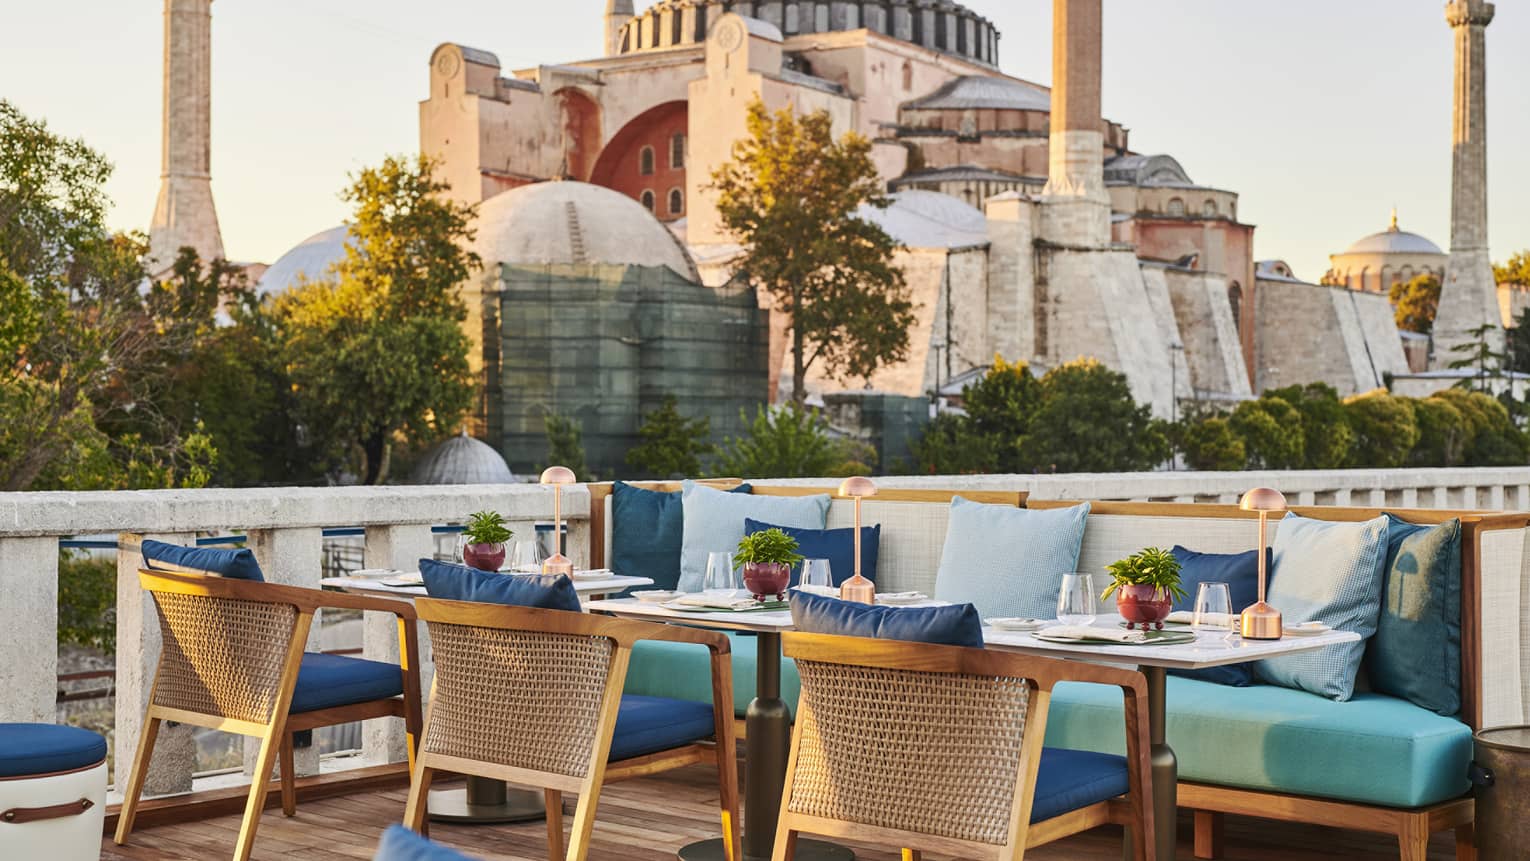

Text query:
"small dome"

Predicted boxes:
[[904, 75, 1050, 112], [856, 190, 988, 249], [473, 181, 698, 281], [411, 432, 516, 485], [256, 225, 350, 297], [1342, 212, 1444, 256]]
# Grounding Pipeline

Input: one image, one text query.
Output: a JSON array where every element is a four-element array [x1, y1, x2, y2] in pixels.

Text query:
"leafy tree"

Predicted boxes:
[[626, 396, 716, 479], [273, 155, 477, 484], [1428, 388, 1527, 466], [1016, 359, 1169, 473], [1447, 322, 1507, 394], [1409, 395, 1468, 467], [58, 552, 116, 652], [1179, 416, 1246, 471], [1507, 307, 1530, 375], [1228, 397, 1305, 469], [1343, 390, 1419, 468], [544, 412, 591, 481], [715, 402, 850, 478], [711, 99, 916, 406], [1388, 273, 1441, 334], [909, 412, 1004, 475], [1264, 383, 1354, 469], [1494, 250, 1530, 287]]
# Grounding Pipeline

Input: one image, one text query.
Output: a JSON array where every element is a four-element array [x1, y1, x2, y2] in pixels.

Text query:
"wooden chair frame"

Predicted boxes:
[[114, 569, 424, 861], [401, 598, 741, 861], [773, 632, 1154, 861]]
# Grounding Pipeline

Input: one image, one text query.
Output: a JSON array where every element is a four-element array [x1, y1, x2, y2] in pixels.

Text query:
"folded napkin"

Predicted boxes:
[[1040, 625, 1147, 643], [1165, 610, 1237, 628], [666, 594, 764, 611], [792, 584, 839, 598], [874, 591, 930, 604]]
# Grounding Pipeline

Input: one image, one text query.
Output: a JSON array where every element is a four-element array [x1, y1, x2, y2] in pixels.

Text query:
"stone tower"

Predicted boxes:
[[1433, 0, 1501, 365], [605, 0, 634, 56], [1039, 0, 1110, 246], [148, 0, 224, 273]]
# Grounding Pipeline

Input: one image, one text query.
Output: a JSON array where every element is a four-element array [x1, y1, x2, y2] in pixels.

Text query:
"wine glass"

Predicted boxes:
[[799, 558, 833, 591], [1193, 582, 1233, 642], [704, 551, 739, 596], [508, 539, 543, 573], [1056, 573, 1097, 626]]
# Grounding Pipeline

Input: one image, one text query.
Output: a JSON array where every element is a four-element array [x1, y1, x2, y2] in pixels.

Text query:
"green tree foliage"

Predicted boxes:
[[1178, 416, 1246, 471], [1228, 397, 1305, 469], [1264, 383, 1354, 469], [626, 396, 716, 479], [715, 403, 856, 479], [58, 552, 116, 652], [1342, 389, 1420, 468], [908, 412, 1004, 475], [1388, 273, 1441, 334], [1429, 388, 1528, 466], [1493, 250, 1530, 287], [544, 412, 591, 481], [1409, 395, 1468, 468], [272, 155, 477, 484], [1509, 307, 1530, 375], [1017, 359, 1169, 473], [711, 99, 916, 405]]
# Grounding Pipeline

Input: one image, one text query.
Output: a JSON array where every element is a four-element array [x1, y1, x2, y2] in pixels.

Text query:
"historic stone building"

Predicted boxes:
[[147, 0, 223, 274], [1322, 211, 1448, 295]]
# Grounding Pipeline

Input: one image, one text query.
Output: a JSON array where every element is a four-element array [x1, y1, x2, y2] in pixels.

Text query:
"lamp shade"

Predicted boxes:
[[1239, 487, 1287, 513], [540, 466, 576, 485], [838, 476, 877, 498]]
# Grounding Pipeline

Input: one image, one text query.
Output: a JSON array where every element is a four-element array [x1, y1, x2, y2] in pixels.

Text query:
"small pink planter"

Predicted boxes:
[[462, 542, 506, 572], [742, 562, 791, 602], [1116, 584, 1173, 630]]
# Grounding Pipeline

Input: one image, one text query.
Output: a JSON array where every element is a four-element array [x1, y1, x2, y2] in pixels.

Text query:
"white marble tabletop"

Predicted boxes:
[[982, 622, 1360, 670], [322, 571, 654, 598]]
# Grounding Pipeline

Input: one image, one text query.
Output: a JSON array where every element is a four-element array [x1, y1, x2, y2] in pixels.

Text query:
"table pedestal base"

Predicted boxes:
[[428, 776, 546, 824], [678, 836, 853, 861]]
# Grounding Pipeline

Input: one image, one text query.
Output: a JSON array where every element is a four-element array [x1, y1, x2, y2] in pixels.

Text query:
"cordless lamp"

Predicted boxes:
[[1238, 487, 1287, 640], [837, 476, 877, 604], [540, 466, 576, 577]]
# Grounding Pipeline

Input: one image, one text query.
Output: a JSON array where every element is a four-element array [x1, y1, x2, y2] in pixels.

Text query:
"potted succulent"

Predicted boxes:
[[1101, 546, 1187, 630], [460, 510, 513, 572], [734, 528, 804, 602]]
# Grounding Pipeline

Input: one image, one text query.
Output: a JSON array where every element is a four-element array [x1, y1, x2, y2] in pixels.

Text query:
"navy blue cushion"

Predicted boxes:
[[1165, 546, 1268, 687], [744, 518, 880, 587], [1030, 747, 1130, 823], [1370, 514, 1462, 716], [291, 653, 405, 714], [789, 591, 984, 648], [375, 824, 478, 861], [0, 723, 107, 777], [142, 539, 264, 581], [609, 695, 716, 761], [419, 558, 582, 612], [610, 482, 752, 593]]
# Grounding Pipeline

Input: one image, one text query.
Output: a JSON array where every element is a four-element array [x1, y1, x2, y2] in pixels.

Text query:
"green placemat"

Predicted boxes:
[[664, 600, 790, 613], [1034, 629, 1196, 646]]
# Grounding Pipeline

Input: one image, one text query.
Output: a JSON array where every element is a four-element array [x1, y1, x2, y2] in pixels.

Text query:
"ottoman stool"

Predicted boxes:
[[0, 723, 109, 860]]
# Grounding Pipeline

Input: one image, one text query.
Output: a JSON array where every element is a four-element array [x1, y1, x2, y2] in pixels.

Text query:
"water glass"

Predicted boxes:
[[799, 558, 833, 590], [1193, 582, 1233, 641], [1056, 573, 1097, 626], [508, 539, 543, 573], [704, 551, 739, 596]]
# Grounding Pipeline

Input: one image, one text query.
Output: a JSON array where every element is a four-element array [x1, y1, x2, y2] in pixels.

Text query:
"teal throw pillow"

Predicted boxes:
[[1254, 513, 1389, 701], [1368, 515, 1461, 716], [932, 498, 1090, 619], [678, 481, 830, 593]]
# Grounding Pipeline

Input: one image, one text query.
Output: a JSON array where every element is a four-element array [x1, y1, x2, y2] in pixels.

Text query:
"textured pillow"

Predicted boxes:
[[1253, 513, 1390, 701], [1369, 515, 1461, 716], [932, 498, 1090, 619], [789, 591, 984, 648], [610, 482, 752, 591], [374, 824, 477, 861], [745, 518, 880, 587], [1165, 545, 1269, 687], [679, 481, 830, 592], [419, 558, 582, 612], [141, 539, 265, 582]]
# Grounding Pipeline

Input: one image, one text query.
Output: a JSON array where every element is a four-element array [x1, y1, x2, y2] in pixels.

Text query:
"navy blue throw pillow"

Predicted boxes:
[[745, 518, 880, 587], [374, 824, 477, 861], [419, 558, 582, 612], [142, 539, 265, 582], [610, 482, 751, 592], [1165, 545, 1268, 687], [790, 591, 983, 648]]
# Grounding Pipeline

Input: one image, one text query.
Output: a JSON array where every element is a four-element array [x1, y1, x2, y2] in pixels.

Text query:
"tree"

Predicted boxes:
[[1343, 389, 1419, 468], [544, 412, 591, 480], [1507, 307, 1530, 375], [1494, 250, 1530, 287], [1447, 322, 1507, 394], [711, 99, 915, 406], [1228, 397, 1305, 469], [626, 396, 715, 479], [1428, 388, 1527, 466], [1388, 273, 1441, 334], [1264, 383, 1354, 469], [1409, 395, 1468, 467], [272, 155, 477, 484], [909, 411, 1005, 475], [715, 403, 853, 479], [1016, 359, 1169, 473], [1178, 416, 1246, 471]]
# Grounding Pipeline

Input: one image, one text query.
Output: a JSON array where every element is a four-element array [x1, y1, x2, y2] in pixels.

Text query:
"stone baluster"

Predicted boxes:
[[0, 536, 60, 725], [246, 527, 324, 777], [115, 533, 197, 795], [361, 524, 435, 766]]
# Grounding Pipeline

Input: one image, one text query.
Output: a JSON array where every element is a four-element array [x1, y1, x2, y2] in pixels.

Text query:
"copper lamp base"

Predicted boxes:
[[1240, 601, 1282, 640], [542, 554, 574, 577]]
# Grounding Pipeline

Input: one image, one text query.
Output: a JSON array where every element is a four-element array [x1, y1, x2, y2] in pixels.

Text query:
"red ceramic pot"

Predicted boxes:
[[1116, 584, 1173, 630], [742, 562, 791, 602], [463, 542, 506, 572]]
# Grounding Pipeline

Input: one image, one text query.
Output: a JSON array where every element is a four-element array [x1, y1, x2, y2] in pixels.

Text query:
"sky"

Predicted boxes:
[[3, 1, 1526, 282]]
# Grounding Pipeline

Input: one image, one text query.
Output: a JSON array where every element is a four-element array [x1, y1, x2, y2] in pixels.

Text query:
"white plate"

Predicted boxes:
[[632, 590, 682, 603], [988, 617, 1046, 632], [1283, 621, 1331, 636], [875, 592, 930, 606], [570, 569, 614, 581]]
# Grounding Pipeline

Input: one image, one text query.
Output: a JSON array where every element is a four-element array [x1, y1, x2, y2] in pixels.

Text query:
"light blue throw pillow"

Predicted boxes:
[[1254, 512, 1390, 702], [932, 498, 1090, 619], [678, 481, 830, 592]]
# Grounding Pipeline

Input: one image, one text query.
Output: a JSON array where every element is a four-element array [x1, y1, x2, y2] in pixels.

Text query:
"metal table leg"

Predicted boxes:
[[679, 631, 853, 861], [427, 776, 546, 824], [1137, 666, 1176, 861]]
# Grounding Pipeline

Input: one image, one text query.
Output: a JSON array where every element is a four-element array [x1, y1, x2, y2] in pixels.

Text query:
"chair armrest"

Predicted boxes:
[[310, 589, 419, 621], [633, 622, 732, 655]]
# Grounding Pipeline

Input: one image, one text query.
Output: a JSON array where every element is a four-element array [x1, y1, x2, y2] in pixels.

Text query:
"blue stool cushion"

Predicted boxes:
[[142, 539, 265, 581], [745, 518, 881, 587], [609, 695, 716, 762], [291, 653, 404, 714], [375, 824, 478, 860], [611, 481, 752, 592], [419, 558, 581, 613], [1166, 545, 1269, 687], [1031, 747, 1131, 823], [0, 723, 108, 777], [790, 591, 984, 648]]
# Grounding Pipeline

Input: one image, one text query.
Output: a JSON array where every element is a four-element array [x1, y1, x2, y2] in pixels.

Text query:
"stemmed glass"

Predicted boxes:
[[799, 558, 833, 591], [1193, 582, 1233, 644], [1056, 573, 1097, 626], [704, 551, 740, 596], [507, 539, 543, 574]]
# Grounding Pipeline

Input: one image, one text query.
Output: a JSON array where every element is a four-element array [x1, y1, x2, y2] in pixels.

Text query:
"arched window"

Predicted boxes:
[[1202, 199, 1217, 217], [668, 188, 683, 215], [1167, 197, 1185, 216], [1229, 201, 1237, 220], [640, 190, 655, 212], [670, 133, 685, 169], [1228, 282, 1243, 332], [901, 59, 913, 91], [639, 146, 655, 176]]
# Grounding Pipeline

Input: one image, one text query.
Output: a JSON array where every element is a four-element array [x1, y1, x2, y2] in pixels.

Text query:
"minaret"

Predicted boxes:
[[605, 0, 634, 56], [1039, 0, 1110, 246], [147, 0, 224, 273], [1433, 0, 1501, 365]]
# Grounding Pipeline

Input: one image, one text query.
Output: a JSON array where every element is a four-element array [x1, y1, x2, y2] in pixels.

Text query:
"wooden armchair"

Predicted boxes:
[[401, 598, 740, 861], [773, 633, 1154, 861], [114, 569, 424, 861]]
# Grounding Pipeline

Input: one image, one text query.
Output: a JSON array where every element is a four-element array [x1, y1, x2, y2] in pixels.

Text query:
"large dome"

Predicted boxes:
[[256, 225, 350, 297], [472, 181, 699, 280], [410, 432, 516, 484], [1343, 227, 1444, 256], [857, 190, 988, 249]]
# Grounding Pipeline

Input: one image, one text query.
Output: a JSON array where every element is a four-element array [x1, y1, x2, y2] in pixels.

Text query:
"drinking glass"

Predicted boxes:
[[704, 551, 739, 596], [508, 539, 543, 573], [799, 558, 833, 591], [1056, 573, 1097, 626], [1193, 582, 1233, 641]]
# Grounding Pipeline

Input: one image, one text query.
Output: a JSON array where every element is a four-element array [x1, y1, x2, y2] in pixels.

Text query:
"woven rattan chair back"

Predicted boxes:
[[150, 589, 301, 724]]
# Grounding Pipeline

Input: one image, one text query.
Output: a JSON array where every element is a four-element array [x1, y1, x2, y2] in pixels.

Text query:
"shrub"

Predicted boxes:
[[543, 412, 591, 480], [1409, 396, 1468, 467], [1343, 390, 1419, 468], [909, 412, 1005, 475], [626, 396, 716, 479], [1179, 416, 1246, 470], [1265, 383, 1353, 469], [1429, 389, 1528, 466], [1228, 397, 1304, 469], [715, 403, 846, 478], [59, 552, 115, 653], [1016, 359, 1169, 473]]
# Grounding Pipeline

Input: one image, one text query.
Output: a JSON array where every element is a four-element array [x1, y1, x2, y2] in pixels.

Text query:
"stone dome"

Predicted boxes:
[[903, 76, 1050, 113], [857, 190, 988, 249], [410, 431, 516, 484], [1323, 210, 1447, 294], [1342, 225, 1444, 256], [256, 225, 350, 297], [472, 180, 699, 280]]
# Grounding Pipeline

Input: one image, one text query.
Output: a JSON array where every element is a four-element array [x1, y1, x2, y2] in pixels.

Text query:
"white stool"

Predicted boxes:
[[0, 723, 108, 861]]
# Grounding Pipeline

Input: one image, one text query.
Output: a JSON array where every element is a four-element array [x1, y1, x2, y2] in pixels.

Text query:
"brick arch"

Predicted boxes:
[[555, 88, 602, 181], [589, 101, 689, 221]]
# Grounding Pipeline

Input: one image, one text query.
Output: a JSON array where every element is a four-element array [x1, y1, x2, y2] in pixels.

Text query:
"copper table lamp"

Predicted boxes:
[[837, 476, 877, 604], [1239, 487, 1287, 639], [540, 465, 576, 577]]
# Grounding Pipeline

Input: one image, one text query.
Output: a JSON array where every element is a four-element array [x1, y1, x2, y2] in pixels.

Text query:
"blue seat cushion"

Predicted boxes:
[[790, 591, 984, 648], [610, 482, 751, 593], [1043, 676, 1472, 808], [1031, 748, 1130, 823], [142, 539, 264, 581], [609, 696, 716, 761], [745, 518, 880, 587], [1166, 546, 1268, 687], [626, 632, 801, 718], [291, 653, 404, 714], [0, 723, 108, 777], [375, 824, 478, 861], [419, 558, 581, 612]]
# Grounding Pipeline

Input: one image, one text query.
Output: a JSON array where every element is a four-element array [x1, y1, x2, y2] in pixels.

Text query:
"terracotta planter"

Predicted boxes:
[[1115, 584, 1173, 630], [462, 542, 506, 572], [742, 562, 791, 602]]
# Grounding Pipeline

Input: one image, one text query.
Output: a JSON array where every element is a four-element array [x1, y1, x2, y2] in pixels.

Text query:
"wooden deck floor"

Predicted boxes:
[[102, 766, 1456, 861]]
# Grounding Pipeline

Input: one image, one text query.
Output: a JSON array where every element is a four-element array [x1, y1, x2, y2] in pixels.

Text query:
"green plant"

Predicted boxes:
[[462, 510, 512, 545], [544, 412, 591, 481], [626, 396, 715, 479], [1343, 389, 1419, 468], [58, 552, 116, 652], [734, 528, 804, 567], [1177, 416, 1246, 470], [714, 403, 845, 478], [1100, 546, 1186, 602]]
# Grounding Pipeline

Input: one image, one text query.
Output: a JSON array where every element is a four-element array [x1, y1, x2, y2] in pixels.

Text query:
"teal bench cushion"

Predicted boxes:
[[1043, 676, 1471, 809], [626, 632, 801, 718]]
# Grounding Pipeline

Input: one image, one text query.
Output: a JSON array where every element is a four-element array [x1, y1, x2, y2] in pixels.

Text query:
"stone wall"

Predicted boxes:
[[1254, 276, 1409, 396], [1160, 266, 1251, 398]]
